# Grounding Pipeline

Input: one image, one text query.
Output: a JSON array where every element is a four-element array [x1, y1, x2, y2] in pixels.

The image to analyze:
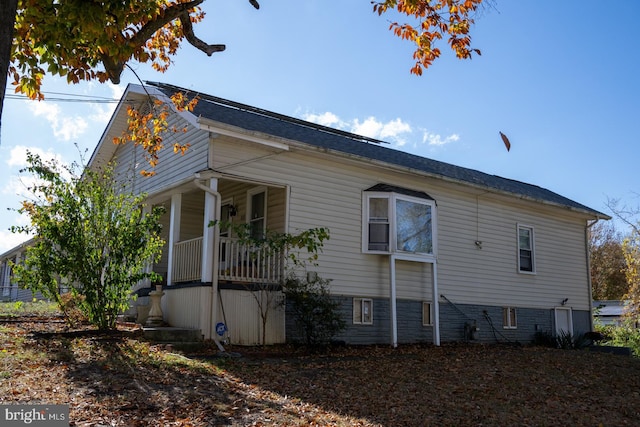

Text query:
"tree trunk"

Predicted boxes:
[[0, 0, 18, 141]]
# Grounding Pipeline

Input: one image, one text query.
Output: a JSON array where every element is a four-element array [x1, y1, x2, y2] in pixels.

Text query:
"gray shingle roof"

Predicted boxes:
[[148, 82, 608, 218]]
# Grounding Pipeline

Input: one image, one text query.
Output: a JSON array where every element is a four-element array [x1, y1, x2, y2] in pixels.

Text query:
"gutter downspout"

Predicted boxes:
[[390, 255, 398, 348], [193, 177, 225, 353], [586, 218, 600, 333]]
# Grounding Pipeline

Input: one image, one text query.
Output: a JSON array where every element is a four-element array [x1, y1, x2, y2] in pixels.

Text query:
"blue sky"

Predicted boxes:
[[1, 0, 639, 253]]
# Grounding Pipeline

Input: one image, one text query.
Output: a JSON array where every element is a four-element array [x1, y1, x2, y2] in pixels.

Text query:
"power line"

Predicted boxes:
[[3, 90, 121, 104]]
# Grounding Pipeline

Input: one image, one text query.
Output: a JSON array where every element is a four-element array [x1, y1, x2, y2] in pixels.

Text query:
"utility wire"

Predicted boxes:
[[4, 90, 122, 103]]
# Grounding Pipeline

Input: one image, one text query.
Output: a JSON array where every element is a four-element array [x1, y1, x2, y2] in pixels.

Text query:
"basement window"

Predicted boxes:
[[353, 298, 373, 325], [422, 302, 433, 326], [503, 307, 517, 329]]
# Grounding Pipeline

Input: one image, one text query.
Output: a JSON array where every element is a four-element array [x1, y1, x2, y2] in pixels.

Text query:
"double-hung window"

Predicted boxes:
[[363, 185, 436, 259], [517, 224, 535, 273], [247, 187, 267, 240]]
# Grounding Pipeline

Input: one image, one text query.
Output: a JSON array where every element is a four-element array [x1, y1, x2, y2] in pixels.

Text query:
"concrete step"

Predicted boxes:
[[143, 327, 202, 343]]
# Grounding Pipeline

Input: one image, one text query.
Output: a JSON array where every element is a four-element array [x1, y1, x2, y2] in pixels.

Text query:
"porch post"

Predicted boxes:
[[200, 178, 219, 341], [201, 178, 218, 283], [166, 193, 182, 286]]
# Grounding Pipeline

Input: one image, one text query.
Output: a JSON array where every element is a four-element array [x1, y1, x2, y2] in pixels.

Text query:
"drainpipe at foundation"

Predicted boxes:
[[586, 218, 600, 334], [193, 177, 225, 352]]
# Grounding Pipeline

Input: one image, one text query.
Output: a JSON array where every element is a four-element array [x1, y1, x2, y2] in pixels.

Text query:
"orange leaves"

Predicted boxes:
[[114, 91, 198, 176], [373, 0, 484, 75], [11, 0, 211, 99]]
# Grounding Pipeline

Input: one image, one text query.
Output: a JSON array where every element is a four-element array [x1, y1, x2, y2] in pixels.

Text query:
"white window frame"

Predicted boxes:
[[353, 298, 373, 325], [503, 307, 517, 329], [422, 302, 433, 326], [517, 224, 535, 274], [247, 187, 267, 239], [362, 192, 437, 261]]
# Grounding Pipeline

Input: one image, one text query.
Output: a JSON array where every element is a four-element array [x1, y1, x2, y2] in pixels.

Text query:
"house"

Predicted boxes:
[[56, 82, 613, 345], [0, 238, 45, 302], [593, 300, 637, 327]]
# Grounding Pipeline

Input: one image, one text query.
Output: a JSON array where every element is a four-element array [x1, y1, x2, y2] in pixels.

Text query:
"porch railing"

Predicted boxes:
[[171, 236, 283, 284], [172, 237, 203, 283], [218, 236, 283, 284]]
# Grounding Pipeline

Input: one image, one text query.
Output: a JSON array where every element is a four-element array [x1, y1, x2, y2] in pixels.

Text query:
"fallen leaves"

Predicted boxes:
[[2, 317, 640, 426]]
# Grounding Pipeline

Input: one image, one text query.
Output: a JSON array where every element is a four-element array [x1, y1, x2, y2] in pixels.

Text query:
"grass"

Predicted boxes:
[[0, 300, 61, 317], [1, 310, 640, 425]]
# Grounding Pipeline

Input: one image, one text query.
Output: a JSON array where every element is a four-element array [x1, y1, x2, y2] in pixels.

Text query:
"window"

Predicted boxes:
[[353, 298, 373, 325], [422, 302, 433, 326], [220, 199, 234, 238], [368, 197, 390, 251], [517, 224, 535, 273], [247, 188, 267, 240], [363, 187, 436, 257], [503, 307, 517, 329]]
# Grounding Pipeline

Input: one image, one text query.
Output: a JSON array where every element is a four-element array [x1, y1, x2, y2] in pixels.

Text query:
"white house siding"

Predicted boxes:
[[110, 119, 209, 198], [180, 190, 206, 240], [161, 285, 205, 331], [219, 289, 285, 345], [210, 137, 592, 317]]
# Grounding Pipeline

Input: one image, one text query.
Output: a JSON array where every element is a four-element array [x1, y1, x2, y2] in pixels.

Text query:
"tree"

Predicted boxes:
[[2, 0, 487, 140], [607, 197, 640, 317], [0, 0, 18, 135], [11, 153, 165, 330], [589, 221, 628, 300], [373, 0, 484, 75]]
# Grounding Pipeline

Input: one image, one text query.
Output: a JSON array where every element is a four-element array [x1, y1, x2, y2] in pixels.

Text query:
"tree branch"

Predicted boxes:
[[102, 0, 206, 83], [179, 12, 226, 56]]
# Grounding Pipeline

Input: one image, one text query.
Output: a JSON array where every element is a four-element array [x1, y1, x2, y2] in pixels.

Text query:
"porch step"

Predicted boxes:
[[143, 327, 202, 343]]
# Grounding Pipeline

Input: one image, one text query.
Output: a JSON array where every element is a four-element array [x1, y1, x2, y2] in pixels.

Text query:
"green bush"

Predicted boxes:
[[596, 321, 640, 356], [283, 273, 346, 349]]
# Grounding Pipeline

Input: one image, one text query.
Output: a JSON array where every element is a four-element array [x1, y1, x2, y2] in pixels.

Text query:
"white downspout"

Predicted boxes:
[[432, 261, 440, 346], [390, 254, 398, 348], [193, 177, 225, 352], [586, 218, 600, 333]]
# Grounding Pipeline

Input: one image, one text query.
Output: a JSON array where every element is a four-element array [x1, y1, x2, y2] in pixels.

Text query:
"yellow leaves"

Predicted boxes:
[[115, 92, 198, 176], [173, 143, 191, 154], [373, 0, 483, 75]]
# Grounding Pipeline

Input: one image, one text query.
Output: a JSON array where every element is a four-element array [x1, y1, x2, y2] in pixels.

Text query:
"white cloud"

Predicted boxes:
[[422, 131, 460, 146], [3, 146, 71, 203], [302, 112, 343, 128], [0, 230, 31, 255], [301, 110, 459, 151], [88, 84, 122, 124], [28, 101, 88, 141], [7, 145, 64, 168], [0, 211, 32, 254], [304, 111, 413, 145]]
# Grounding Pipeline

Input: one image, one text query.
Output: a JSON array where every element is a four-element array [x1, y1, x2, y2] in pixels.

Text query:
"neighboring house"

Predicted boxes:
[[593, 300, 637, 327], [0, 238, 44, 302], [36, 82, 610, 345]]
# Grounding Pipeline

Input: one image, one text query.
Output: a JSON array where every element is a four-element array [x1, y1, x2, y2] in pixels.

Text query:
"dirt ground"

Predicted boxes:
[[1, 316, 639, 426]]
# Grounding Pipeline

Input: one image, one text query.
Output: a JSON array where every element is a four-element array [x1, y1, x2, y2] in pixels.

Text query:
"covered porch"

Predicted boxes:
[[143, 175, 288, 344]]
